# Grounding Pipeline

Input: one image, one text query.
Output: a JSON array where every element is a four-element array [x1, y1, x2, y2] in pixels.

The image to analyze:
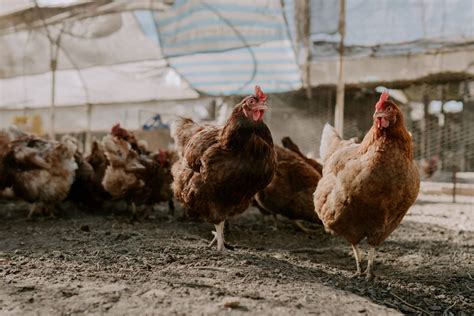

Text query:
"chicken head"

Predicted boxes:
[[102, 135, 145, 171], [373, 91, 400, 130], [241, 85, 269, 122]]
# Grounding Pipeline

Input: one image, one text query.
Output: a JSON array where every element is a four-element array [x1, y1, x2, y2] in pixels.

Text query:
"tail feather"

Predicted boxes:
[[171, 117, 201, 154], [281, 136, 303, 156], [319, 123, 342, 163]]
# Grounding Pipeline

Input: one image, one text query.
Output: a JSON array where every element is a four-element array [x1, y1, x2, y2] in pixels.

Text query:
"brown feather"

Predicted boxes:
[[172, 97, 276, 225], [255, 145, 322, 224], [314, 99, 419, 247], [281, 136, 323, 175]]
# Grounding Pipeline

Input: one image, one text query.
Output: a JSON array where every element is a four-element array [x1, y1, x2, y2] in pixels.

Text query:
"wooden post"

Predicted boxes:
[[292, 0, 312, 99], [33, 0, 62, 139], [49, 57, 57, 139], [303, 0, 312, 99], [85, 103, 92, 153], [452, 166, 457, 203], [334, 0, 345, 136]]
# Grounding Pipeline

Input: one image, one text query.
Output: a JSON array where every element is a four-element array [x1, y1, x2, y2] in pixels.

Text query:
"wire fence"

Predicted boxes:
[[263, 77, 474, 186]]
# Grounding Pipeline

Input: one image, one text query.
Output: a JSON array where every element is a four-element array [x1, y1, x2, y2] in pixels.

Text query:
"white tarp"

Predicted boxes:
[[0, 0, 473, 118], [1, 60, 198, 109], [310, 0, 474, 58], [0, 0, 301, 110]]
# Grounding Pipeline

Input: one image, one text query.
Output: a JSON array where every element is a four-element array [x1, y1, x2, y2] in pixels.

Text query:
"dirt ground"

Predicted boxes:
[[0, 193, 472, 315]]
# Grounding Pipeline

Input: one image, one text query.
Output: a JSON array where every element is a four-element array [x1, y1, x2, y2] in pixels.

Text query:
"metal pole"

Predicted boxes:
[[334, 0, 345, 136]]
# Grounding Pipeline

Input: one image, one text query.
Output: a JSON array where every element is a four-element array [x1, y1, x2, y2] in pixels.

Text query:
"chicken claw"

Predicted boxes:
[[293, 220, 319, 234], [208, 221, 234, 251], [208, 231, 218, 247]]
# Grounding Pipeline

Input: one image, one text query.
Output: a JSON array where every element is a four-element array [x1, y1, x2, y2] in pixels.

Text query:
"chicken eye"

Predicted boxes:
[[386, 106, 392, 111], [248, 98, 256, 106]]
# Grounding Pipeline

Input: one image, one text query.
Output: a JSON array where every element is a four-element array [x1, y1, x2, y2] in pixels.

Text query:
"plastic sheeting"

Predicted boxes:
[[1, 0, 473, 112], [1, 60, 198, 109], [310, 0, 474, 58], [0, 0, 301, 109], [136, 0, 301, 95]]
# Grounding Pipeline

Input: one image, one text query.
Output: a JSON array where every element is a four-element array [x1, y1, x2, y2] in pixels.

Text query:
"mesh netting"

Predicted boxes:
[[263, 77, 474, 176]]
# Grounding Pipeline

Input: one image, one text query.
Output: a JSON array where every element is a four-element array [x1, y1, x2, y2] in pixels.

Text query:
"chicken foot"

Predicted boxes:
[[208, 221, 226, 251], [293, 220, 319, 234], [27, 203, 39, 219], [45, 204, 56, 219], [128, 202, 139, 222], [27, 203, 55, 219], [271, 214, 279, 231]]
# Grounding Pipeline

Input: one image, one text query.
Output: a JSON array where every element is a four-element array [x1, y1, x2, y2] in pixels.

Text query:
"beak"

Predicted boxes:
[[253, 104, 268, 112], [126, 161, 146, 172], [373, 111, 388, 118], [31, 155, 51, 169]]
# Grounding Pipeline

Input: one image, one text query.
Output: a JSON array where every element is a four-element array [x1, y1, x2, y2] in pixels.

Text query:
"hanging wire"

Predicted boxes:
[[199, 0, 258, 95]]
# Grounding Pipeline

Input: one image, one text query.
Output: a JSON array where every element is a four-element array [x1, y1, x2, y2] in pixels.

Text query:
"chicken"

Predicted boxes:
[[109, 124, 177, 215], [4, 136, 78, 217], [281, 136, 323, 175], [61, 135, 95, 211], [152, 149, 178, 216], [111, 123, 148, 155], [172, 86, 276, 251], [313, 92, 420, 279], [102, 134, 146, 216], [84, 140, 112, 209], [419, 155, 440, 179], [102, 127, 176, 218], [254, 142, 322, 233], [0, 127, 27, 191]]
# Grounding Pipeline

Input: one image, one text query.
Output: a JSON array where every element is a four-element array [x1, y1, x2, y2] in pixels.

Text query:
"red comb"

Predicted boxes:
[[111, 123, 131, 138], [255, 85, 267, 102], [158, 149, 168, 167], [111, 123, 121, 134], [375, 91, 389, 111]]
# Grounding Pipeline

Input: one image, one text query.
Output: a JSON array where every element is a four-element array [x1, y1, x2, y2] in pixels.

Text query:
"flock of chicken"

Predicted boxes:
[[0, 124, 176, 219], [0, 86, 420, 280]]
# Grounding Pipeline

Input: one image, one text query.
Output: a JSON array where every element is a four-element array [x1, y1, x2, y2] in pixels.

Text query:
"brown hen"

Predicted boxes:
[[4, 136, 78, 217], [313, 92, 420, 279], [83, 140, 112, 209], [281, 136, 323, 175], [254, 144, 322, 232], [0, 127, 28, 190], [102, 126, 176, 218], [172, 86, 276, 251]]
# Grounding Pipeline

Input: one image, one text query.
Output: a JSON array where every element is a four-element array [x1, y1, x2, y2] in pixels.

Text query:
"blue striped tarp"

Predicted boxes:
[[134, 0, 302, 96]]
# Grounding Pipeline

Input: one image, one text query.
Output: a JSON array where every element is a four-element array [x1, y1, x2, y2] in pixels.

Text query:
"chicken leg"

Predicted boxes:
[[351, 244, 363, 277], [168, 199, 175, 217], [129, 202, 138, 221], [45, 204, 56, 219], [293, 220, 319, 234], [364, 245, 376, 280], [27, 203, 38, 219], [208, 221, 225, 251]]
